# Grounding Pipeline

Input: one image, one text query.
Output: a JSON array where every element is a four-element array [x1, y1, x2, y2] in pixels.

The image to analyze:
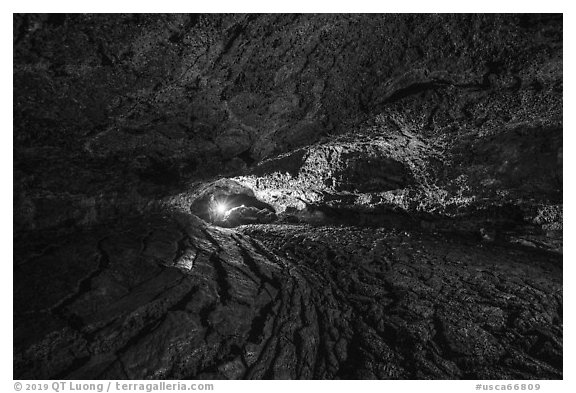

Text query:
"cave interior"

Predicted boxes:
[[13, 13, 563, 380]]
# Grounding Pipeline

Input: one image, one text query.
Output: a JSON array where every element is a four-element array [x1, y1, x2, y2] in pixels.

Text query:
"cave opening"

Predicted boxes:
[[208, 192, 277, 227]]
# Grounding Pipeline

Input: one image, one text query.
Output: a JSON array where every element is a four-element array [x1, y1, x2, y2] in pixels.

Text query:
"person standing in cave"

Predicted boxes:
[[208, 194, 219, 223]]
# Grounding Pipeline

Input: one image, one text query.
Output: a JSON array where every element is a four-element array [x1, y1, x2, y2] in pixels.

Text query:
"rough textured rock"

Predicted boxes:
[[14, 213, 562, 379], [13, 13, 562, 380], [14, 14, 562, 233], [233, 119, 562, 251]]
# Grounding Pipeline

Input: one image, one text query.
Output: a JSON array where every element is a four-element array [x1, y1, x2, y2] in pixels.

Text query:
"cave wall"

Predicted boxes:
[[14, 14, 562, 235]]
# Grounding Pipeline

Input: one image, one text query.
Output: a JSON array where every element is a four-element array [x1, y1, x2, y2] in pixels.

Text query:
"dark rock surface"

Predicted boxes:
[[14, 14, 562, 233], [14, 213, 562, 379], [14, 14, 562, 379]]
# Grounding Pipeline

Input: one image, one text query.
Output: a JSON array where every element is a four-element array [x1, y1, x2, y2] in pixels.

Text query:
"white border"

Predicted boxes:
[[3, 3, 573, 392]]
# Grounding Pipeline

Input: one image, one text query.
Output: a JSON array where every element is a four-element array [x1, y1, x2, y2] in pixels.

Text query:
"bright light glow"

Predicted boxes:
[[215, 202, 228, 215]]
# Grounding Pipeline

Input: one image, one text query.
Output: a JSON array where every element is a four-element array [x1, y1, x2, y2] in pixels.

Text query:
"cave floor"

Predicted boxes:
[[14, 212, 562, 379]]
